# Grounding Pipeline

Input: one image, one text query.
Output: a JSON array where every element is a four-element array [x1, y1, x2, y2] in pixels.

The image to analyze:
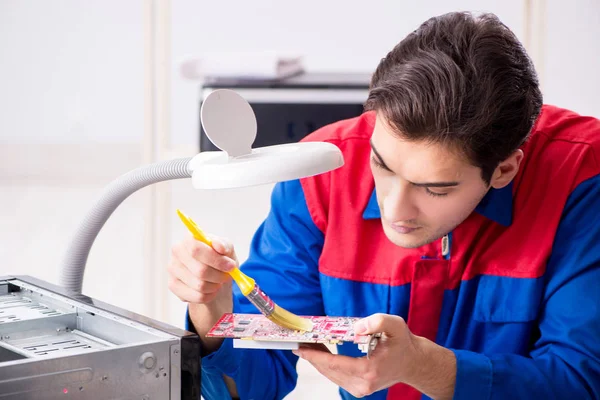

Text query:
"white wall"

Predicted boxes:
[[0, 0, 145, 144], [542, 0, 600, 117]]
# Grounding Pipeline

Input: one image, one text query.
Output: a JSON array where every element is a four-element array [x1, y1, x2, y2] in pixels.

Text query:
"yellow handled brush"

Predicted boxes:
[[176, 209, 313, 332]]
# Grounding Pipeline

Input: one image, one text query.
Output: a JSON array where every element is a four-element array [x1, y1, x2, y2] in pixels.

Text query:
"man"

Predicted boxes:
[[168, 11, 600, 400]]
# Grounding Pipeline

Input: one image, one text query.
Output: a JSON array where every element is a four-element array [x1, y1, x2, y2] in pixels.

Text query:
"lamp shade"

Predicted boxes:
[[192, 89, 345, 189], [189, 141, 344, 189]]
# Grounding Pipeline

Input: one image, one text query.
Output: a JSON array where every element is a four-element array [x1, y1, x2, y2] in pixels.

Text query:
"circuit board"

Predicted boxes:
[[207, 313, 371, 345]]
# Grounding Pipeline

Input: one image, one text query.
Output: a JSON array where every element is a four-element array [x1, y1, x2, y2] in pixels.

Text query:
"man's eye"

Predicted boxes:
[[371, 157, 388, 171], [425, 188, 449, 197]]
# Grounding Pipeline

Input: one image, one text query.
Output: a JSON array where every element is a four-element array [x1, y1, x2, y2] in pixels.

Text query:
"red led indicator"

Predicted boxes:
[[63, 388, 68, 394]]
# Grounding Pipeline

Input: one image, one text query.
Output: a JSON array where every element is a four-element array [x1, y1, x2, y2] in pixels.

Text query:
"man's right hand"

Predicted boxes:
[[168, 234, 238, 354]]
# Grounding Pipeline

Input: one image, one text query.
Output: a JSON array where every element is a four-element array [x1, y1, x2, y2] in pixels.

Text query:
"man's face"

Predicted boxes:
[[370, 115, 490, 249]]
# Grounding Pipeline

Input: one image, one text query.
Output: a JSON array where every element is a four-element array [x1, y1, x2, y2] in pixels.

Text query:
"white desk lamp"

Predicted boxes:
[[59, 89, 344, 294]]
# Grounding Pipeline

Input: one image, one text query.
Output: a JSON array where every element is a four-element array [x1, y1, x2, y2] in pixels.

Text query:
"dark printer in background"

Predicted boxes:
[[199, 72, 372, 151]]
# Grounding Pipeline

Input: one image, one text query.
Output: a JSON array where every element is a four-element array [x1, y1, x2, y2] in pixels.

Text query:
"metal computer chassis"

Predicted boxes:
[[0, 276, 200, 399]]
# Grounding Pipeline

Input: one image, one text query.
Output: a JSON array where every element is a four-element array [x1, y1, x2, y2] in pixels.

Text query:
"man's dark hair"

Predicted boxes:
[[365, 12, 543, 184]]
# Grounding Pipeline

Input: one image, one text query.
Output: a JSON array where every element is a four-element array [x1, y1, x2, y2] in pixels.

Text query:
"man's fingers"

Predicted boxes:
[[168, 234, 236, 306], [295, 348, 349, 388], [187, 237, 236, 272], [169, 257, 229, 293], [298, 343, 331, 353], [295, 350, 372, 398], [210, 236, 236, 259], [294, 348, 365, 376], [167, 277, 218, 304], [306, 361, 348, 391], [182, 236, 237, 273], [353, 313, 406, 337]]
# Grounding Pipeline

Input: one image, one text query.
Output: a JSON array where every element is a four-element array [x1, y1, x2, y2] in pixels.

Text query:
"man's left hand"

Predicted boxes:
[[293, 313, 421, 398]]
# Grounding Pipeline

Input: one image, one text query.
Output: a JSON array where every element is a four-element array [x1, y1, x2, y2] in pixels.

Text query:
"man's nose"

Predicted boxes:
[[382, 184, 418, 223]]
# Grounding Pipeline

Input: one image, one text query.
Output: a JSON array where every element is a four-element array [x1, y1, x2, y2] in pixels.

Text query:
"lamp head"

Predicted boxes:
[[192, 89, 344, 189]]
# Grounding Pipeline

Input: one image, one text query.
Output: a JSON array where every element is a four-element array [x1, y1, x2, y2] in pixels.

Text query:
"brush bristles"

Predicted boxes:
[[268, 304, 314, 332]]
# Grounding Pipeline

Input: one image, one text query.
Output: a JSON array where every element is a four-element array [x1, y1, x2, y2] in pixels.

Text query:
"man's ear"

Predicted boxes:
[[490, 149, 524, 189]]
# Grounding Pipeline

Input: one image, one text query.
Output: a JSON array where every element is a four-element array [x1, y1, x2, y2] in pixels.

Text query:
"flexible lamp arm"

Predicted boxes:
[[59, 157, 193, 293]]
